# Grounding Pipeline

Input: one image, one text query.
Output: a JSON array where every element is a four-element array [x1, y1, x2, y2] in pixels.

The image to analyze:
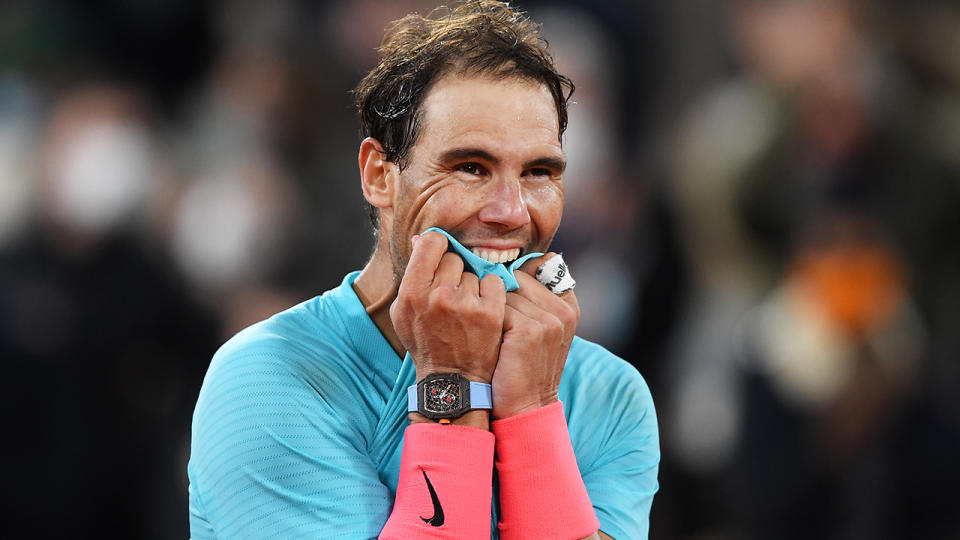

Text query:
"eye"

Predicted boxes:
[[455, 162, 487, 176], [524, 167, 553, 180]]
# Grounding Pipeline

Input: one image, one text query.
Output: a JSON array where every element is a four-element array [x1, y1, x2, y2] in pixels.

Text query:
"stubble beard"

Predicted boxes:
[[388, 224, 408, 286]]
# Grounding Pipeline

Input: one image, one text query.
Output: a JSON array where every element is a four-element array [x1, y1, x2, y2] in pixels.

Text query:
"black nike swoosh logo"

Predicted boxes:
[[419, 468, 445, 527]]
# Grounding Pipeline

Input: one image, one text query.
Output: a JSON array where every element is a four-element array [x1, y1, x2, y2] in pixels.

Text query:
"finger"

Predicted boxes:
[[501, 299, 560, 336], [506, 282, 579, 351], [515, 252, 564, 298], [512, 269, 564, 305], [514, 270, 580, 320], [502, 302, 528, 333], [517, 252, 557, 278], [400, 230, 449, 292], [434, 251, 465, 287], [518, 252, 576, 297], [479, 272, 506, 306], [505, 287, 553, 321], [459, 269, 480, 297]]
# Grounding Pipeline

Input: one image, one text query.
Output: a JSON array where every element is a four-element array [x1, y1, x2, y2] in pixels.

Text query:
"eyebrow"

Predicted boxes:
[[523, 155, 567, 174], [437, 147, 567, 173], [438, 148, 500, 166]]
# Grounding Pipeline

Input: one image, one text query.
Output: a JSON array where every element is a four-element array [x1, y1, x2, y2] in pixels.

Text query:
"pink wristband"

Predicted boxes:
[[492, 401, 600, 539], [379, 422, 495, 539]]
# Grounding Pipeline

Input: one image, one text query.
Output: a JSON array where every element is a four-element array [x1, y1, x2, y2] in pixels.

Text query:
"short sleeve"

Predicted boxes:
[[562, 342, 661, 540], [188, 341, 392, 539]]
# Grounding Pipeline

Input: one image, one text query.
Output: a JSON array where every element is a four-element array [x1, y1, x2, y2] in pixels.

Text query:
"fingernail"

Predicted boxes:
[[411, 234, 420, 246]]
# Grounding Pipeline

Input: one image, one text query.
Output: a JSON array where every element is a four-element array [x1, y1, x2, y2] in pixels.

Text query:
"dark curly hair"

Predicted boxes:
[[354, 0, 574, 230]]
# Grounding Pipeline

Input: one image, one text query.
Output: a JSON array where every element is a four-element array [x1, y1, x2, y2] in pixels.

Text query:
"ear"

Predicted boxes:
[[359, 137, 396, 210]]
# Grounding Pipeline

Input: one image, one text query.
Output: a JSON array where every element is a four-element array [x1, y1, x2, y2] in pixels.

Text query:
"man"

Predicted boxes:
[[188, 1, 658, 538]]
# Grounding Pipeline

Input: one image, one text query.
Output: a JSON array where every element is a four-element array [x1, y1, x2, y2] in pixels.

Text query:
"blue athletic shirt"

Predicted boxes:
[[188, 271, 659, 539]]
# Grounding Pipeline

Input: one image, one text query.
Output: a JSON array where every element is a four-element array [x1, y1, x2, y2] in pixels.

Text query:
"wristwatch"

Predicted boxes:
[[407, 373, 493, 420]]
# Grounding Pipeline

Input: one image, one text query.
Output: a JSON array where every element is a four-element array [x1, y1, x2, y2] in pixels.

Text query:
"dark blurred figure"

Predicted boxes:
[[737, 215, 954, 540], [0, 86, 217, 538], [663, 0, 960, 538], [727, 0, 960, 538]]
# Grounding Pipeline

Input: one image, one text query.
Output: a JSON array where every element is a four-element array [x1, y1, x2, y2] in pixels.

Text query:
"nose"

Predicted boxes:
[[477, 177, 530, 229]]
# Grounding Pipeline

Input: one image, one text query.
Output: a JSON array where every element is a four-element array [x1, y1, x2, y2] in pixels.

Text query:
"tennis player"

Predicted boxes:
[[188, 1, 658, 538]]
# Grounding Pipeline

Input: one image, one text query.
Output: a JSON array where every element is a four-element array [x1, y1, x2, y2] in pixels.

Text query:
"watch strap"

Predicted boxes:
[[407, 381, 493, 413]]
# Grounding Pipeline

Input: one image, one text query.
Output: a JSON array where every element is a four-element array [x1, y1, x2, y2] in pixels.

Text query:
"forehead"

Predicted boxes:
[[414, 75, 561, 157]]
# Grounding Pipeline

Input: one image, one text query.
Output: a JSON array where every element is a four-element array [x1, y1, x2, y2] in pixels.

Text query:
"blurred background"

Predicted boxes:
[[2, 0, 959, 538]]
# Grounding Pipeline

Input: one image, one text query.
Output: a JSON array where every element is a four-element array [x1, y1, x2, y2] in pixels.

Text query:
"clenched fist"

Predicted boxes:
[[390, 231, 507, 384], [491, 253, 580, 419]]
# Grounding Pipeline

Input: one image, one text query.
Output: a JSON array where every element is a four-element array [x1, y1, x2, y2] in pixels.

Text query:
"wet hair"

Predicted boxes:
[[354, 0, 574, 230]]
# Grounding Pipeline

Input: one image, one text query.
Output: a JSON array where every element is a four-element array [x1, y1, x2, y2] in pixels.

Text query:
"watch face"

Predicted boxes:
[[422, 377, 463, 415], [418, 374, 470, 418]]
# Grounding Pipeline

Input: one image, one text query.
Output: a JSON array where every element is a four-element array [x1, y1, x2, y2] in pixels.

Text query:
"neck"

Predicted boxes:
[[352, 234, 405, 358]]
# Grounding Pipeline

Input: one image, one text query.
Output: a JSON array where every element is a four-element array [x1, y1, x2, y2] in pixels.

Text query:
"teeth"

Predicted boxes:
[[470, 247, 520, 264]]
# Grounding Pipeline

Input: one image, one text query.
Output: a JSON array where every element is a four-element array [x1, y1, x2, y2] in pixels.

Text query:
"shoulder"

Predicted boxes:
[[223, 297, 328, 350], [199, 298, 344, 397], [214, 294, 348, 365], [188, 293, 394, 538], [192, 294, 374, 453], [561, 336, 655, 410], [203, 280, 379, 389], [560, 336, 659, 465]]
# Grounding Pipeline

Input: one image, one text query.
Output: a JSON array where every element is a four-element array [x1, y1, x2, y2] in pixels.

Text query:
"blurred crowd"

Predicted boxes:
[[2, 0, 959, 538]]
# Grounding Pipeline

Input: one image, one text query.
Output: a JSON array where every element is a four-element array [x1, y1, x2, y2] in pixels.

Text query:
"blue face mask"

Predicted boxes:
[[421, 227, 543, 292]]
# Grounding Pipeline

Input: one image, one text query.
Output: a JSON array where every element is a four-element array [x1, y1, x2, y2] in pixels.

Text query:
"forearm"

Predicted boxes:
[[379, 422, 494, 539], [493, 401, 601, 540]]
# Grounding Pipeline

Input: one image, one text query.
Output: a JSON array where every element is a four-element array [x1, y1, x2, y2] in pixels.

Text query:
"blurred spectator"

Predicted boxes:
[[0, 85, 218, 537], [172, 44, 304, 335], [737, 215, 930, 539], [0, 75, 38, 249], [662, 0, 960, 538]]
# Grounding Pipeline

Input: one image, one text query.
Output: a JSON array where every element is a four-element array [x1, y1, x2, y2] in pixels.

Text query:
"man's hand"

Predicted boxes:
[[390, 231, 507, 384], [492, 253, 580, 419]]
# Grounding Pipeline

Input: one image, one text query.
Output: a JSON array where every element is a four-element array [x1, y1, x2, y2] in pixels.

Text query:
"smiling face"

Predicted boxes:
[[383, 74, 566, 279]]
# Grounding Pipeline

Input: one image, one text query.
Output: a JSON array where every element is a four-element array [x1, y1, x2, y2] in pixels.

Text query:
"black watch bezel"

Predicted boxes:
[[416, 372, 472, 419]]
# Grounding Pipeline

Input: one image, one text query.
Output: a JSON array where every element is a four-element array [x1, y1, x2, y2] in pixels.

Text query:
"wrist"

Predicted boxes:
[[408, 373, 493, 423], [494, 393, 559, 419], [415, 367, 492, 384], [408, 409, 490, 430]]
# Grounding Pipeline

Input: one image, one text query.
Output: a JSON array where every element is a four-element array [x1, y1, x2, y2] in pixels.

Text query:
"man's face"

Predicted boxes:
[[387, 75, 565, 279]]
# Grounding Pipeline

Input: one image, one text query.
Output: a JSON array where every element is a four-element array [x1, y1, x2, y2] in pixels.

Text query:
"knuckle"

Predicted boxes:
[[532, 317, 550, 336], [558, 296, 579, 324], [559, 306, 578, 327], [422, 230, 445, 247], [545, 317, 564, 340], [390, 293, 410, 314], [440, 252, 463, 267], [481, 276, 506, 296], [470, 300, 499, 321], [428, 285, 456, 308], [511, 315, 533, 334]]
